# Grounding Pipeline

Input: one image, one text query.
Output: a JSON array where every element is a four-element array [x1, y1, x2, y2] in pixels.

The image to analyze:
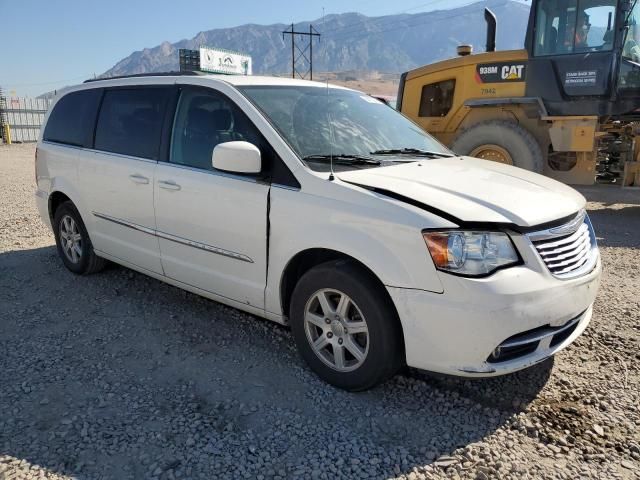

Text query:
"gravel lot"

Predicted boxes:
[[1, 143, 639, 480]]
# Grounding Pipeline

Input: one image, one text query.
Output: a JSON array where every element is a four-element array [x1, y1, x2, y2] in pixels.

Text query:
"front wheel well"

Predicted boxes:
[[280, 249, 401, 325], [48, 191, 72, 224]]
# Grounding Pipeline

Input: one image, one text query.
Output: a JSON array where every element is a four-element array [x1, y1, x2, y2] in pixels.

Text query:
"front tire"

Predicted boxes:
[[289, 260, 403, 391], [451, 120, 544, 173], [53, 201, 106, 275]]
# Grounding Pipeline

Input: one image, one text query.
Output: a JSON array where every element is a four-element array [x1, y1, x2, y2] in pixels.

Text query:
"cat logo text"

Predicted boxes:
[[476, 62, 527, 84]]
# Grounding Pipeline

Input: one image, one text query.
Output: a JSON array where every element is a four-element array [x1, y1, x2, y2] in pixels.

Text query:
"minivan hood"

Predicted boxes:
[[338, 156, 586, 227]]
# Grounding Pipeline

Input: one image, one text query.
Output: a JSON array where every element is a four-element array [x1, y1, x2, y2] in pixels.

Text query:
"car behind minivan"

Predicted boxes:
[[35, 74, 601, 391]]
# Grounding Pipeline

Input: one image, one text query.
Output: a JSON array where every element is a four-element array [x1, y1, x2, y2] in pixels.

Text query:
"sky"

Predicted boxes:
[[1, 0, 526, 97]]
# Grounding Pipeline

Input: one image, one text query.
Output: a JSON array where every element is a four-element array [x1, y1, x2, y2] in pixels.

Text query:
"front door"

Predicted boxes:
[[154, 86, 269, 309]]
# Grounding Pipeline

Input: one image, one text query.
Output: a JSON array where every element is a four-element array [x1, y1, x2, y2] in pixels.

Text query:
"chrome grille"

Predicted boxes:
[[528, 212, 598, 279]]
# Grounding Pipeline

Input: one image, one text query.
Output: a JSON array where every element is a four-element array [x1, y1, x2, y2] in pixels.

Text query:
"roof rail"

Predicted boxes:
[[84, 71, 205, 83]]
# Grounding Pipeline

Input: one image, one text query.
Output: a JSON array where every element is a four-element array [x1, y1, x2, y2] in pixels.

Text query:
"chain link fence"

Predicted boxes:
[[0, 91, 51, 143]]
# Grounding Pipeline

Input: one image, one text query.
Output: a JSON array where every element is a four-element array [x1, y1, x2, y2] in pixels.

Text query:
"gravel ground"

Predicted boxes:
[[0, 143, 639, 480]]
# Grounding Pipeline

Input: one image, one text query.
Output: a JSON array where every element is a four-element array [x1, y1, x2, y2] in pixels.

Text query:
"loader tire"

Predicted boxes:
[[451, 120, 544, 173]]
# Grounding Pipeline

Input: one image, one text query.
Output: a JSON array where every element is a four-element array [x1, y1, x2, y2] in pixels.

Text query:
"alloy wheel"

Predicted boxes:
[[303, 289, 369, 372], [59, 215, 82, 264]]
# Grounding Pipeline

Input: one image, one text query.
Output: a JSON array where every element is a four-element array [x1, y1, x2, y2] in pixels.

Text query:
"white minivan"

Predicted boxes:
[[35, 73, 601, 391]]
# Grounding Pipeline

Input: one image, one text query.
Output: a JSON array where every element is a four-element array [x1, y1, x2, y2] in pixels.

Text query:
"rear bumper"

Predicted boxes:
[[388, 256, 601, 377]]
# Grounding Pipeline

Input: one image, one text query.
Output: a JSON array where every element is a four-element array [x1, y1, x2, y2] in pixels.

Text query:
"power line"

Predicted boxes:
[[282, 24, 321, 80], [280, 0, 477, 51], [319, 0, 496, 38], [322, 0, 511, 44], [318, 0, 452, 36], [327, 0, 501, 42], [271, 69, 402, 77]]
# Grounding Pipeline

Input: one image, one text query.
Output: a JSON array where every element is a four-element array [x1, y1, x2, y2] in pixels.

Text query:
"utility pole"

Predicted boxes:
[[282, 23, 321, 80]]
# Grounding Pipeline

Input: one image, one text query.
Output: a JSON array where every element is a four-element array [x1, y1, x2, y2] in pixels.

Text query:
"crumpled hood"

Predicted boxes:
[[337, 156, 586, 227]]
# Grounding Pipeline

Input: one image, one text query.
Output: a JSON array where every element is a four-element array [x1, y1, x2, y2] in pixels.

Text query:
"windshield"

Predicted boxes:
[[238, 85, 451, 171], [533, 0, 617, 56]]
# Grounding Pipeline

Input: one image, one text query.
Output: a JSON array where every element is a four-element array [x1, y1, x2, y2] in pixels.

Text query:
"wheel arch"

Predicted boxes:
[[463, 97, 548, 117], [48, 190, 73, 225], [281, 249, 400, 319], [279, 247, 407, 362], [46, 178, 91, 229], [455, 101, 551, 155], [452, 118, 545, 172]]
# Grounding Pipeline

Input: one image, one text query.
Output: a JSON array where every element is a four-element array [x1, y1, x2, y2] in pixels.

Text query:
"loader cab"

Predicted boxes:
[[525, 0, 640, 116]]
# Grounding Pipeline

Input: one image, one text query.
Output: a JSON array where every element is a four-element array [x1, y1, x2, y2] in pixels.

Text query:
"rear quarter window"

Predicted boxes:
[[94, 88, 171, 160], [43, 89, 103, 147]]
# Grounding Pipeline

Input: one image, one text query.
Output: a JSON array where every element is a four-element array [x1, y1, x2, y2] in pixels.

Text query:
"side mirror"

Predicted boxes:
[[212, 141, 261, 174]]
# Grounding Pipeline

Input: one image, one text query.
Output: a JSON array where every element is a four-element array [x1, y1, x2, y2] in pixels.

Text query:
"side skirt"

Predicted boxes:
[[94, 249, 287, 326]]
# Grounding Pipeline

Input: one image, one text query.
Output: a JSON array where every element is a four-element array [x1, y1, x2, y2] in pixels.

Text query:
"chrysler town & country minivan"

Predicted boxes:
[[35, 74, 601, 391]]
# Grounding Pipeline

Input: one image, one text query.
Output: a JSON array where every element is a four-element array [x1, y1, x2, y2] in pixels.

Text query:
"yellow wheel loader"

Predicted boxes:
[[397, 0, 640, 185]]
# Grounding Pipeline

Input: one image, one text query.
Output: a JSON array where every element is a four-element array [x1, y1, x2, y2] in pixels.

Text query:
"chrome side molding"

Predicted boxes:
[[92, 212, 254, 263]]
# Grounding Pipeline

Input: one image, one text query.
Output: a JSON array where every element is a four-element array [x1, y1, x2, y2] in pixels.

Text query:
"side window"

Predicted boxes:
[[622, 2, 640, 62], [43, 89, 102, 147], [418, 80, 456, 117], [619, 1, 640, 90], [170, 88, 264, 172], [584, 4, 616, 49], [94, 88, 170, 160]]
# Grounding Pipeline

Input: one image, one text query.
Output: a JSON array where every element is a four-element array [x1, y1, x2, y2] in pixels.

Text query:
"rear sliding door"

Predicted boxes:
[[79, 86, 172, 274]]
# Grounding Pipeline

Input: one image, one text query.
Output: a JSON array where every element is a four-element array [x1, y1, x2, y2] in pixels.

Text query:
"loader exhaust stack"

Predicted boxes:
[[485, 8, 497, 53]]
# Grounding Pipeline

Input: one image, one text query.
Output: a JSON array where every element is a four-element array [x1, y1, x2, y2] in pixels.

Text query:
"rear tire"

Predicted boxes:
[[53, 201, 107, 275], [451, 120, 544, 173], [289, 260, 403, 391]]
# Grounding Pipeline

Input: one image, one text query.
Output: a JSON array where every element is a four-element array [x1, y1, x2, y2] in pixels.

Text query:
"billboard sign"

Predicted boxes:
[[199, 47, 252, 75]]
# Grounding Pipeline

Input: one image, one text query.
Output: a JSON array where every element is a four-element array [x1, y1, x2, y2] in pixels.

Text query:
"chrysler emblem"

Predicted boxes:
[[549, 209, 586, 236]]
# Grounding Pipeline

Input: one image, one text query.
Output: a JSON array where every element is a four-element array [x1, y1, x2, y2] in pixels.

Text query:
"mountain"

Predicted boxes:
[[101, 0, 530, 78]]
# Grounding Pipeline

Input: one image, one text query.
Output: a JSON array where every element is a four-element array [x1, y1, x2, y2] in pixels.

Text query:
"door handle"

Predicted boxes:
[[158, 180, 181, 191], [129, 174, 149, 184]]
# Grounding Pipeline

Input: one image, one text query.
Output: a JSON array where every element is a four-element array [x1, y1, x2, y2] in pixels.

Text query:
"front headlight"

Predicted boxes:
[[423, 230, 520, 277]]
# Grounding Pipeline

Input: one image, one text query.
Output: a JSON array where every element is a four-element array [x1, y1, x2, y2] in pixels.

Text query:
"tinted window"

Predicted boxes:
[[170, 88, 265, 171], [95, 88, 170, 160], [418, 80, 456, 117], [43, 89, 102, 147], [533, 0, 616, 56]]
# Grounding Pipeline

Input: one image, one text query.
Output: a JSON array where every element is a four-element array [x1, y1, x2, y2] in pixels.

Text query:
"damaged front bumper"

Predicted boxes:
[[387, 256, 601, 377]]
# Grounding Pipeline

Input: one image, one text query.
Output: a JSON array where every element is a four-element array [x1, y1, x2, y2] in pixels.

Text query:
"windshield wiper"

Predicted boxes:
[[370, 148, 454, 158], [303, 154, 381, 165]]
